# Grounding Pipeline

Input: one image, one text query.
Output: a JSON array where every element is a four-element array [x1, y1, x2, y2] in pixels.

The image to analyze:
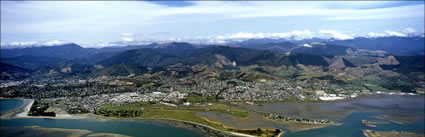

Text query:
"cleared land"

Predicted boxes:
[[96, 102, 280, 137]]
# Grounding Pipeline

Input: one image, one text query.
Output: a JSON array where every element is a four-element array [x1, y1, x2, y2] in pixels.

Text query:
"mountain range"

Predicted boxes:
[[0, 36, 424, 84]]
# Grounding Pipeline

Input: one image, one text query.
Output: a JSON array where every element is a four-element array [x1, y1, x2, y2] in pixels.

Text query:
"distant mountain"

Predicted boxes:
[[99, 45, 331, 68], [238, 38, 326, 45], [0, 62, 30, 73], [98, 42, 199, 67], [238, 41, 356, 56], [1, 43, 96, 59], [0, 43, 151, 60], [36, 63, 95, 76], [152, 42, 197, 56], [393, 56, 425, 73], [181, 46, 288, 66], [325, 36, 424, 55], [99, 48, 180, 67], [238, 36, 425, 56], [240, 42, 297, 52], [91, 64, 148, 77], [1, 55, 65, 70], [238, 38, 289, 45], [0, 62, 31, 80], [1, 41, 423, 80], [290, 43, 354, 56], [99, 44, 424, 74], [87, 52, 122, 63], [91, 44, 153, 53]]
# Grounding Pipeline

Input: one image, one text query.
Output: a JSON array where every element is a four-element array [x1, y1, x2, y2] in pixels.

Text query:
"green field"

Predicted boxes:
[[95, 102, 255, 134], [95, 101, 284, 137]]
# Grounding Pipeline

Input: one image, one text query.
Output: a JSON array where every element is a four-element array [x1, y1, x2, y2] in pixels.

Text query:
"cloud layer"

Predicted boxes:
[[1, 28, 422, 48], [1, 1, 424, 47], [2, 40, 67, 48]]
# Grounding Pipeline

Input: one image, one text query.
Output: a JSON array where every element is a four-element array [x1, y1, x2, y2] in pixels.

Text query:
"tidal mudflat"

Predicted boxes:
[[197, 95, 424, 137], [1, 95, 423, 137], [373, 113, 424, 124], [363, 130, 423, 137], [245, 95, 424, 121], [196, 111, 333, 132], [0, 126, 133, 137]]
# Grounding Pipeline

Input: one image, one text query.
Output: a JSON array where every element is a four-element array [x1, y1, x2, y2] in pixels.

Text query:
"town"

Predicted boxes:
[[1, 74, 419, 115]]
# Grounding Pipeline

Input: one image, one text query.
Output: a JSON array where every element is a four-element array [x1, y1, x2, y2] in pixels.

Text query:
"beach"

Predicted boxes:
[[1, 99, 34, 119], [0, 99, 115, 121], [5, 95, 422, 137], [1, 99, 263, 137], [16, 99, 34, 118]]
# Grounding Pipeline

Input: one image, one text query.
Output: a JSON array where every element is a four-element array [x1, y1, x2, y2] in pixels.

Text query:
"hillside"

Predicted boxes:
[[1, 43, 95, 59]]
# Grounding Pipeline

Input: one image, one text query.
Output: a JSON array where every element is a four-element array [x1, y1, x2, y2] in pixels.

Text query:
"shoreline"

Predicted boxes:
[[255, 94, 424, 105], [2, 98, 260, 137], [15, 99, 34, 118], [143, 118, 258, 137], [0, 98, 34, 119], [2, 95, 421, 137]]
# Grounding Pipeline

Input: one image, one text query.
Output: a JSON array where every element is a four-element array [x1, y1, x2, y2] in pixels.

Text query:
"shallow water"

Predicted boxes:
[[257, 95, 425, 137], [246, 95, 425, 121], [197, 111, 291, 130], [0, 99, 24, 113], [0, 99, 205, 137], [199, 95, 425, 137], [0, 118, 205, 137], [284, 112, 425, 137], [1, 96, 424, 137]]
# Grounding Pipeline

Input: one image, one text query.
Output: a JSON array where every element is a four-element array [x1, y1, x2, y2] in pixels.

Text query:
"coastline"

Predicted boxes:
[[0, 98, 34, 119], [15, 99, 34, 118], [256, 94, 424, 105], [143, 118, 258, 137], [2, 95, 422, 137], [2, 98, 261, 137]]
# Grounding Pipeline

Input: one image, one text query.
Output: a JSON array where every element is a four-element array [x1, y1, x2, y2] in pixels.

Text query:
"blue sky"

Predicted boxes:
[[1, 1, 424, 47]]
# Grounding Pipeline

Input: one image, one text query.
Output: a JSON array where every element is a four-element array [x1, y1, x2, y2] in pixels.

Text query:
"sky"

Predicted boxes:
[[1, 1, 424, 47]]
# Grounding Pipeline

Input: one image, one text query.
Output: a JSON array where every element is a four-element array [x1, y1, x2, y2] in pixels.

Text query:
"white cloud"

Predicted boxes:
[[2, 28, 422, 48], [122, 37, 134, 42], [95, 42, 119, 48], [367, 29, 414, 38], [45, 40, 65, 46], [167, 37, 183, 42], [90, 40, 156, 48], [290, 30, 315, 40], [8, 41, 39, 47], [218, 32, 256, 39], [384, 30, 407, 37], [215, 30, 315, 41], [0, 1, 422, 46], [303, 44, 313, 48], [404, 27, 416, 34], [2, 1, 423, 34], [1, 40, 68, 48], [319, 29, 353, 40], [368, 32, 388, 38]]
